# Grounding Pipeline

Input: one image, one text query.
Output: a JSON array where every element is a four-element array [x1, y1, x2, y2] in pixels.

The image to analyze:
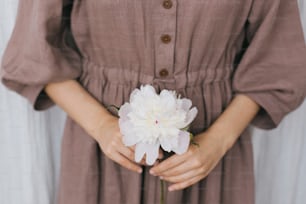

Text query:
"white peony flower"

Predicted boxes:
[[118, 84, 198, 165]]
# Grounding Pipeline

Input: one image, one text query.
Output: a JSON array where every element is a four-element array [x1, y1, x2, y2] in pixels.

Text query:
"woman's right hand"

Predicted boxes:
[[91, 115, 143, 173], [44, 80, 162, 172]]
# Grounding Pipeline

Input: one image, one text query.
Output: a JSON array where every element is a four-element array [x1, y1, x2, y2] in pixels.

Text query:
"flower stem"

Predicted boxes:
[[160, 179, 166, 204]]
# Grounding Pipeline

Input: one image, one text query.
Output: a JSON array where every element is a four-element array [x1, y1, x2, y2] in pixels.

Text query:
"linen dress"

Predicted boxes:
[[1, 0, 306, 204]]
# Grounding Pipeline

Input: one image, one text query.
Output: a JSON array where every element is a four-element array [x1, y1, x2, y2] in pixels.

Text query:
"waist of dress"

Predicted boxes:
[[79, 59, 232, 90]]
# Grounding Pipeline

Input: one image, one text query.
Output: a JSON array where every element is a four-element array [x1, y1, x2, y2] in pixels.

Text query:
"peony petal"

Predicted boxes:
[[118, 103, 132, 120], [183, 107, 198, 127], [118, 119, 132, 135], [130, 89, 140, 103], [160, 90, 176, 110], [135, 142, 160, 165], [180, 98, 192, 112], [135, 143, 147, 163], [159, 138, 172, 152], [172, 130, 190, 155], [143, 84, 157, 93], [145, 142, 160, 165], [122, 134, 138, 146], [160, 135, 177, 152], [119, 120, 138, 146], [141, 84, 158, 98]]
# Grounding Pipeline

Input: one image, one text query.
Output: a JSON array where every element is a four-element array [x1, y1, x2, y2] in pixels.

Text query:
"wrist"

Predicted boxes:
[[199, 94, 260, 152], [85, 109, 116, 139], [204, 122, 240, 153]]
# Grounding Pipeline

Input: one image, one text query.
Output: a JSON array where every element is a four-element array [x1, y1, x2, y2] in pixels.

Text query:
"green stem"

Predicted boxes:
[[160, 179, 166, 204]]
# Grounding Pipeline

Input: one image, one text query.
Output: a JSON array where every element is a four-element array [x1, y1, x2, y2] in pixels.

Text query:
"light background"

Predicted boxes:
[[0, 1, 305, 204]]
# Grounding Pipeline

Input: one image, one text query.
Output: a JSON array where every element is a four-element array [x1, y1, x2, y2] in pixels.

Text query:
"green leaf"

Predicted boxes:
[[107, 104, 120, 116], [190, 133, 200, 147], [182, 125, 190, 131]]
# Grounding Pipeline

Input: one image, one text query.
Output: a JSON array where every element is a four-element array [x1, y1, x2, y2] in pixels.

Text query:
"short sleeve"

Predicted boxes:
[[0, 0, 82, 111], [232, 0, 306, 129]]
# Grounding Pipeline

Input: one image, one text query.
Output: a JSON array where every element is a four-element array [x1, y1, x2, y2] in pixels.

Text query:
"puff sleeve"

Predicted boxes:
[[0, 0, 82, 111], [232, 0, 306, 129]]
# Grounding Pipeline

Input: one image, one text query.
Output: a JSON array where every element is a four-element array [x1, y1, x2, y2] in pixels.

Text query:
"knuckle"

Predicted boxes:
[[199, 166, 206, 173], [187, 150, 194, 157], [125, 162, 132, 170], [177, 183, 184, 190], [127, 163, 137, 172], [173, 177, 181, 183], [162, 171, 170, 177], [110, 140, 117, 147], [129, 151, 134, 159], [193, 159, 202, 168], [105, 147, 112, 156], [170, 170, 179, 176]]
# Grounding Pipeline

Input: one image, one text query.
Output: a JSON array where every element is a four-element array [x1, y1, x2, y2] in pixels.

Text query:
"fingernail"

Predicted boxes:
[[159, 176, 163, 180], [138, 168, 143, 173], [168, 186, 174, 191], [149, 169, 155, 175]]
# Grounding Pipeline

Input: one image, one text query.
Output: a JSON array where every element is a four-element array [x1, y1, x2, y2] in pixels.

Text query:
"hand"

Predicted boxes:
[[91, 114, 163, 172], [91, 115, 143, 173], [149, 132, 229, 191]]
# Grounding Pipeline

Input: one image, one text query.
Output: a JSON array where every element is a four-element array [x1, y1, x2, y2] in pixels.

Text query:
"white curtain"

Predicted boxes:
[[252, 1, 306, 204], [0, 1, 305, 204], [0, 1, 66, 204]]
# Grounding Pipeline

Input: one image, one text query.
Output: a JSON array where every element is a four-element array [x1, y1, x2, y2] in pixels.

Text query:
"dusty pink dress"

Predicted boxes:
[[1, 0, 306, 203]]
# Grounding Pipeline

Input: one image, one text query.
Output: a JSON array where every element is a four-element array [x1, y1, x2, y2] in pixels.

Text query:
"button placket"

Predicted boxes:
[[154, 0, 177, 83]]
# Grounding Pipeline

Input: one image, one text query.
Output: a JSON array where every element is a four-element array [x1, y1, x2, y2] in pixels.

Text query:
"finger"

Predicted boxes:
[[168, 174, 204, 191], [140, 156, 160, 166], [112, 152, 142, 173], [137, 149, 163, 165], [138, 157, 148, 166], [161, 168, 202, 183], [119, 147, 153, 167], [129, 145, 136, 152], [153, 159, 161, 166], [128, 145, 148, 165], [129, 147, 135, 153], [158, 149, 164, 159], [158, 159, 199, 177], [117, 145, 135, 162], [150, 153, 188, 175]]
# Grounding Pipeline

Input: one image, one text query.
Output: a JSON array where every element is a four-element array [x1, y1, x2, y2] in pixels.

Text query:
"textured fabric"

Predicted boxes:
[[1, 0, 306, 204], [252, 1, 306, 204], [0, 1, 64, 204]]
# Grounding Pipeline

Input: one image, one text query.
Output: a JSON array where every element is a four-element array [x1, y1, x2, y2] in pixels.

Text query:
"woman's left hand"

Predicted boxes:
[[149, 94, 260, 191], [149, 131, 229, 191]]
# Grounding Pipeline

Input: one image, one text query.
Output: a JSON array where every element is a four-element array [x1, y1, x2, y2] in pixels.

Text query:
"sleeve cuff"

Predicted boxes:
[[1, 77, 55, 111], [233, 91, 288, 130]]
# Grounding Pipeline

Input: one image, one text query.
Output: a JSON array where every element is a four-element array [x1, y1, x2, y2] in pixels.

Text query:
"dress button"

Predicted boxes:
[[161, 34, 171, 44], [159, 69, 169, 77], [162, 0, 173, 9]]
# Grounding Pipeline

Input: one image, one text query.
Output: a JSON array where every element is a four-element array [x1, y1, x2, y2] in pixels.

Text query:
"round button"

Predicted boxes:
[[159, 69, 169, 77], [161, 34, 171, 44], [163, 0, 173, 9]]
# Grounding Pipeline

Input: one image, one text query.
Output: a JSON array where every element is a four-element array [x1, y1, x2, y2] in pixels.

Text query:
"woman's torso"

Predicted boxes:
[[69, 0, 253, 131]]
